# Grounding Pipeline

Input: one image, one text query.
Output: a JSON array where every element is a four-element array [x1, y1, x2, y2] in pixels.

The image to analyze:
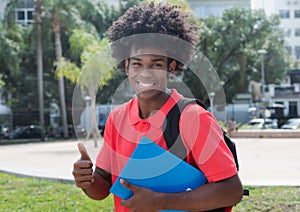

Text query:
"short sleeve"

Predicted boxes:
[[180, 104, 237, 182], [96, 113, 113, 172]]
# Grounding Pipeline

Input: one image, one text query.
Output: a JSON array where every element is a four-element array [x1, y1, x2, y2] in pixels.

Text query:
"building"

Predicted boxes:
[[0, 0, 34, 25], [187, 0, 251, 18], [0, 0, 120, 24], [14, 0, 34, 26], [252, 0, 300, 60], [105, 0, 120, 7], [266, 69, 300, 118], [0, 0, 8, 20]]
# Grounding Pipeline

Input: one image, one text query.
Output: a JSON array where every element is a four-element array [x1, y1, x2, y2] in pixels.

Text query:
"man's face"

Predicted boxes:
[[126, 47, 171, 100]]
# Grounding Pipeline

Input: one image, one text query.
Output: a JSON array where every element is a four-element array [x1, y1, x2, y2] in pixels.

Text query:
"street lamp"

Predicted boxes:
[[258, 49, 267, 128], [258, 49, 267, 100], [84, 96, 91, 132], [208, 92, 215, 116]]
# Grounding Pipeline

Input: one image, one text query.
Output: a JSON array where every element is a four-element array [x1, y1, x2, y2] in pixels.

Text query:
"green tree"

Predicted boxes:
[[3, 0, 58, 129], [1, 0, 150, 133], [0, 22, 24, 103], [77, 0, 119, 37], [77, 0, 145, 38], [57, 30, 115, 147], [196, 8, 290, 102], [44, 0, 92, 138], [77, 0, 152, 105], [0, 74, 4, 87]]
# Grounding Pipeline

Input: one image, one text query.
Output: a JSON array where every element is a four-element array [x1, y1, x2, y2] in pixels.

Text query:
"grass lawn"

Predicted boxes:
[[0, 173, 299, 211], [0, 173, 113, 212], [234, 186, 300, 211]]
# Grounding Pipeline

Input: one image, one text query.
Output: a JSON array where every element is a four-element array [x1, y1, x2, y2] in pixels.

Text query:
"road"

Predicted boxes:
[[0, 137, 299, 186]]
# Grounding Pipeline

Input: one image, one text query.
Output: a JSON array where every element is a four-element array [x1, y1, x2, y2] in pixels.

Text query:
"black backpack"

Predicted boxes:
[[162, 98, 248, 210]]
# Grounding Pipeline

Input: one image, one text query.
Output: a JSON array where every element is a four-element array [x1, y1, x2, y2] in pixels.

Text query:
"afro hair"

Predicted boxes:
[[107, 1, 200, 72]]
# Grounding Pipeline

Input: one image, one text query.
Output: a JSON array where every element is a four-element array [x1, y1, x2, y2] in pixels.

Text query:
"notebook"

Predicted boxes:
[[110, 136, 207, 212]]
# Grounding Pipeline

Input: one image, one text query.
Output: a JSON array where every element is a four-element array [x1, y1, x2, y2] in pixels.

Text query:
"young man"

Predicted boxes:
[[227, 118, 237, 137], [73, 2, 243, 211]]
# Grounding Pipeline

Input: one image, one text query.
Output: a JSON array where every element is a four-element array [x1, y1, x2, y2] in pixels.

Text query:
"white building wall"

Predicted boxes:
[[104, 0, 120, 7], [252, 0, 300, 60], [187, 0, 251, 18], [0, 0, 120, 22], [0, 0, 8, 20]]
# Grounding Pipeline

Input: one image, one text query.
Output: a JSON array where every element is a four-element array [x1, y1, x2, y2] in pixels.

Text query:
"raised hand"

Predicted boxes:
[[72, 142, 94, 189]]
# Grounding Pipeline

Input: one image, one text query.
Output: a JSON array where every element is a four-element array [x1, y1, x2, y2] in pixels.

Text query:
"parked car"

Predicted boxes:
[[281, 118, 300, 130], [242, 118, 278, 129], [5, 125, 45, 140], [48, 125, 83, 138]]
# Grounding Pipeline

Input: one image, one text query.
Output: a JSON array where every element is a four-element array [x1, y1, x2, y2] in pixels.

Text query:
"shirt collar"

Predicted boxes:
[[128, 89, 183, 128]]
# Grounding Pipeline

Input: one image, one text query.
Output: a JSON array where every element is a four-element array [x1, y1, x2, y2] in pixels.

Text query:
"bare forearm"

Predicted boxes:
[[159, 174, 243, 211], [82, 174, 111, 200]]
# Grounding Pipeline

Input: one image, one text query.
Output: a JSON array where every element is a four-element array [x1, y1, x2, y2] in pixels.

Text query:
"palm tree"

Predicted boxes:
[[46, 0, 83, 138], [52, 9, 68, 138], [35, 0, 45, 135]]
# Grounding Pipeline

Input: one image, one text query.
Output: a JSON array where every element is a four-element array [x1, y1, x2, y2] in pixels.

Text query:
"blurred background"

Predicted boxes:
[[0, 0, 299, 142]]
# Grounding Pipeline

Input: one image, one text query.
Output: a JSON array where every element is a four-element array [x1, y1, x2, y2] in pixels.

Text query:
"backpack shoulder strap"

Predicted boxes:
[[163, 98, 206, 160], [222, 130, 239, 171], [163, 97, 248, 196]]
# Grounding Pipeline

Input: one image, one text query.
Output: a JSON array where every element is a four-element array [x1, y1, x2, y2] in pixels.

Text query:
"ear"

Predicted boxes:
[[125, 59, 129, 75], [169, 60, 176, 74]]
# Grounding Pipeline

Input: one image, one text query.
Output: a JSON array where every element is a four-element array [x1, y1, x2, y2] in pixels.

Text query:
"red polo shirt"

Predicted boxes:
[[96, 89, 237, 212]]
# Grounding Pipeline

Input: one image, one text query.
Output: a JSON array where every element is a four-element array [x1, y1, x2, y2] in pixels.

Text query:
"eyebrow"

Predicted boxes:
[[130, 56, 165, 62], [130, 57, 142, 61], [152, 58, 165, 62]]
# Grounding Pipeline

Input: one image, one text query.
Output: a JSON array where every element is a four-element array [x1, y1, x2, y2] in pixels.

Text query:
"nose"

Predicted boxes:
[[138, 68, 153, 77]]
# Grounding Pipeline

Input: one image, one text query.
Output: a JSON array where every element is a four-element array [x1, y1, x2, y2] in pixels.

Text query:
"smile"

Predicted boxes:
[[137, 82, 156, 88]]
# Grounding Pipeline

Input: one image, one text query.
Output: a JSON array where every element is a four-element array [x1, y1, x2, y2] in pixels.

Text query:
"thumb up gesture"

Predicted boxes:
[[77, 142, 91, 161], [72, 143, 94, 189]]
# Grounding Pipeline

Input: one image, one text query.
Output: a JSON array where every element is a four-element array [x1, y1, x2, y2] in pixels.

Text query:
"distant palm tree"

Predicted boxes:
[[53, 8, 69, 138], [46, 0, 84, 138], [35, 0, 45, 135]]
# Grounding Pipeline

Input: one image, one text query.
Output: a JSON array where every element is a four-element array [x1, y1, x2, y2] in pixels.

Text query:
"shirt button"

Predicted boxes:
[[139, 122, 150, 132]]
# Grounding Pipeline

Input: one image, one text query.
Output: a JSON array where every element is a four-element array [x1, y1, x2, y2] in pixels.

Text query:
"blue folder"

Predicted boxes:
[[110, 136, 207, 212]]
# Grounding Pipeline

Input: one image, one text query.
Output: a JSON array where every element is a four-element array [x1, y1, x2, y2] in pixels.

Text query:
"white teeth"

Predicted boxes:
[[139, 82, 154, 87]]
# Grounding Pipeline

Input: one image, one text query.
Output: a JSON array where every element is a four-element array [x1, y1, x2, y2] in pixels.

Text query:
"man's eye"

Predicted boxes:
[[153, 64, 162, 68], [132, 62, 141, 66]]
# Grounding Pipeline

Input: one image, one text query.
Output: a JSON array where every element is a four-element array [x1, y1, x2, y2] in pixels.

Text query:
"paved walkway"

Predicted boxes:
[[0, 137, 300, 186]]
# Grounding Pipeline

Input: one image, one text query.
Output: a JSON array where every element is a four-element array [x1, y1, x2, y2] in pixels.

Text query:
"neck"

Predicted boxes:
[[138, 89, 171, 119]]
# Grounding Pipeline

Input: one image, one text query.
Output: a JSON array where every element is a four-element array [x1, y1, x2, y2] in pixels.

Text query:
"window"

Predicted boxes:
[[275, 87, 294, 95], [274, 102, 284, 117], [295, 46, 300, 59], [194, 6, 230, 18], [291, 72, 300, 84], [17, 10, 25, 20], [289, 101, 298, 117], [295, 28, 300, 36], [279, 10, 290, 18], [28, 10, 33, 20], [15, 8, 34, 26], [295, 10, 300, 18], [14, 0, 34, 27]]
